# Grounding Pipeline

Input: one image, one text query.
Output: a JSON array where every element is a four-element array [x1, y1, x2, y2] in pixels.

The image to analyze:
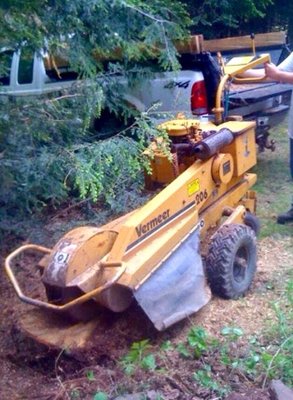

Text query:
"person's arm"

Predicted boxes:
[[237, 52, 293, 82], [265, 62, 293, 84], [237, 67, 272, 81], [240, 68, 265, 78]]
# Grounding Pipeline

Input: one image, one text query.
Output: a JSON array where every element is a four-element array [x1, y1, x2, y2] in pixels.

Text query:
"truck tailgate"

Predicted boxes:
[[229, 82, 292, 104]]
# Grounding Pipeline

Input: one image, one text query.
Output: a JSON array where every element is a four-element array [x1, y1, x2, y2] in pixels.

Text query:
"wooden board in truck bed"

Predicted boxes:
[[177, 32, 287, 55]]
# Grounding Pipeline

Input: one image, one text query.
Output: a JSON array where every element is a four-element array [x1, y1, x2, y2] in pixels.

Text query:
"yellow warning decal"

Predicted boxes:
[[187, 179, 200, 196]]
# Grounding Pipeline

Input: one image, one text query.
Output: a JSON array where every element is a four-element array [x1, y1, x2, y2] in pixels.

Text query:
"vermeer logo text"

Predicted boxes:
[[136, 209, 170, 238]]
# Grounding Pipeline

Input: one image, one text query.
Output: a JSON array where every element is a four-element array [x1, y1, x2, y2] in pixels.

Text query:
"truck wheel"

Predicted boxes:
[[205, 224, 257, 299], [244, 212, 260, 236]]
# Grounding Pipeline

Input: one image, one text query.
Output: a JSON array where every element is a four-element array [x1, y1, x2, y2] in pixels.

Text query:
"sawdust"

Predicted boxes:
[[194, 237, 292, 336], [0, 234, 292, 400]]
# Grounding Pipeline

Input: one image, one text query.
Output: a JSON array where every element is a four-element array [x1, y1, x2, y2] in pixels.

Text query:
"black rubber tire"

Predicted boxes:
[[205, 223, 257, 299], [244, 212, 261, 236]]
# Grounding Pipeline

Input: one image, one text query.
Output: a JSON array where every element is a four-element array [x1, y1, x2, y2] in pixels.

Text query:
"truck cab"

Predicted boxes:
[[0, 48, 77, 97]]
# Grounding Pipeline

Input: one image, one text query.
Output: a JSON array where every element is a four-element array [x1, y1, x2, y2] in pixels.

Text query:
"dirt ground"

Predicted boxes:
[[0, 226, 292, 400]]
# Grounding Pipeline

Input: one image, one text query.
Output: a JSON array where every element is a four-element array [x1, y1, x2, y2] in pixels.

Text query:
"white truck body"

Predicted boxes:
[[0, 50, 203, 112], [0, 46, 291, 133], [122, 70, 204, 113]]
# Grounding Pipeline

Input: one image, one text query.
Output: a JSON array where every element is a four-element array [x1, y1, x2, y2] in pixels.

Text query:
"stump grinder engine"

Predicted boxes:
[[5, 54, 268, 349]]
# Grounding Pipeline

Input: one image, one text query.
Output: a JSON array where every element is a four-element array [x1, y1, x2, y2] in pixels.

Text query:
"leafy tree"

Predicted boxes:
[[184, 0, 272, 38], [0, 0, 191, 70], [0, 0, 190, 240], [1, 0, 291, 243], [265, 1, 293, 46]]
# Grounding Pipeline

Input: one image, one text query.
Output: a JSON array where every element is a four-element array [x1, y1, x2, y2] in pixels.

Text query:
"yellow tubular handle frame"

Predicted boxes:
[[231, 75, 267, 84], [213, 73, 267, 125], [213, 74, 229, 125], [213, 54, 270, 124], [5, 244, 126, 312]]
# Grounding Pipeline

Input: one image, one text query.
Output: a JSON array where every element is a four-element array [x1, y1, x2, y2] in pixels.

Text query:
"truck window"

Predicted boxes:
[[18, 49, 34, 84], [0, 50, 13, 86], [44, 54, 78, 82]]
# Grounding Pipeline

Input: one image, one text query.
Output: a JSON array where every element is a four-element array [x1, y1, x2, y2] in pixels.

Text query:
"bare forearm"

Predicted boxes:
[[264, 63, 293, 83], [238, 68, 271, 81], [271, 69, 293, 84]]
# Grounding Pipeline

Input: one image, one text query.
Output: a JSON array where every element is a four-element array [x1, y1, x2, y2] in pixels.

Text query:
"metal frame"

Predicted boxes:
[[5, 244, 126, 311]]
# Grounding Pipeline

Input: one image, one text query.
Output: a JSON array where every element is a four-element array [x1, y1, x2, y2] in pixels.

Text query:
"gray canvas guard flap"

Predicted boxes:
[[134, 226, 211, 331]]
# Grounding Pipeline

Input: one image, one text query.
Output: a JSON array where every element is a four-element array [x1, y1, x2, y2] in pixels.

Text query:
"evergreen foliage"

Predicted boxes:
[[0, 0, 188, 238], [184, 0, 273, 38], [0, 0, 292, 240], [0, 0, 191, 70], [0, 82, 166, 238]]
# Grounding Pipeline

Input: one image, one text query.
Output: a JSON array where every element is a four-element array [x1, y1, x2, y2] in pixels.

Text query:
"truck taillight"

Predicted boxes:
[[191, 81, 208, 115]]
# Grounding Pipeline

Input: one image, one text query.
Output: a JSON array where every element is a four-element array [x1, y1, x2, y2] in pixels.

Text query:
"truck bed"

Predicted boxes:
[[227, 82, 291, 128], [229, 82, 292, 103]]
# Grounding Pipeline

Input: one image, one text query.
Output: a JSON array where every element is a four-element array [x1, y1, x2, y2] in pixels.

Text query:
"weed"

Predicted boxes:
[[193, 364, 229, 396], [93, 392, 108, 400], [160, 340, 174, 351], [70, 389, 81, 399], [220, 326, 244, 341], [261, 336, 293, 386], [240, 277, 293, 386], [86, 369, 95, 381], [176, 342, 191, 358], [243, 352, 261, 376], [219, 345, 238, 369], [187, 326, 208, 358], [121, 339, 157, 375], [176, 326, 219, 360], [259, 276, 293, 386], [177, 326, 213, 360], [141, 354, 157, 371], [218, 326, 244, 370]]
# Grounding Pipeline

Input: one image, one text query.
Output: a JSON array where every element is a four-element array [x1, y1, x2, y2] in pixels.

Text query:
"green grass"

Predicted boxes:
[[252, 118, 293, 238]]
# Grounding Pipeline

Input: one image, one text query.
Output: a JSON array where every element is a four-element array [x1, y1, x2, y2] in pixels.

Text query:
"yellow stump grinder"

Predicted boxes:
[[5, 55, 268, 349]]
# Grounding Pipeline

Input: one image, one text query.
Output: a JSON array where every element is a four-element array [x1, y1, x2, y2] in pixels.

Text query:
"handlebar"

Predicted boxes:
[[5, 244, 126, 312]]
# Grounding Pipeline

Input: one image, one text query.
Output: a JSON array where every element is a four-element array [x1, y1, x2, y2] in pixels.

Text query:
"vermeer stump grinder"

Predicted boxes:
[[5, 54, 268, 349]]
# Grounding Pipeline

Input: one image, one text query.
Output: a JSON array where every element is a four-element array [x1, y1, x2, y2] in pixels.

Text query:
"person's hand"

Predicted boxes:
[[264, 63, 280, 81]]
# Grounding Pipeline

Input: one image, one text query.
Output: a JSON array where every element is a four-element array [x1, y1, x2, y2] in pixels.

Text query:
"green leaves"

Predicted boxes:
[[187, 326, 208, 358], [176, 326, 210, 359], [0, 0, 185, 240], [121, 339, 157, 375], [141, 354, 157, 371], [0, 0, 190, 71], [93, 392, 107, 400], [221, 326, 244, 340], [184, 0, 272, 38], [176, 343, 191, 358], [86, 370, 95, 381], [193, 365, 229, 396]]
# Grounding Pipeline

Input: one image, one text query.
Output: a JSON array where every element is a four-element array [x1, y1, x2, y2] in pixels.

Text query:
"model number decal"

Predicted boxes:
[[195, 189, 208, 205], [188, 179, 200, 196], [164, 80, 191, 89]]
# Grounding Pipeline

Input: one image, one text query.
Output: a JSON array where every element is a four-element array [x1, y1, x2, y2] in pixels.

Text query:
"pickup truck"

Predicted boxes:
[[1, 32, 292, 150]]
